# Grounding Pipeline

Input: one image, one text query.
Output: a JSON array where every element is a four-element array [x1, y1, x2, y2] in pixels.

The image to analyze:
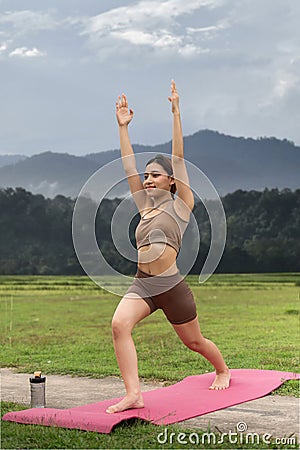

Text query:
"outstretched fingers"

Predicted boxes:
[[168, 80, 180, 115], [115, 93, 134, 126], [121, 93, 127, 107], [168, 79, 178, 101], [171, 79, 177, 92], [116, 93, 128, 109]]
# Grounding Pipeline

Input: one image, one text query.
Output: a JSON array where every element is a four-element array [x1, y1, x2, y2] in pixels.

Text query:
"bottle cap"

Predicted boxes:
[[30, 371, 46, 383]]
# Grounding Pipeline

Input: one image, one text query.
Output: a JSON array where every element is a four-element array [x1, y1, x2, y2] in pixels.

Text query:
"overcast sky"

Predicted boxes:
[[0, 0, 299, 156]]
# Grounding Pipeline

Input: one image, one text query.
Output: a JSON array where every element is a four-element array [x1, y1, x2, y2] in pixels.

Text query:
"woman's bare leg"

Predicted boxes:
[[172, 317, 230, 389], [106, 295, 151, 413]]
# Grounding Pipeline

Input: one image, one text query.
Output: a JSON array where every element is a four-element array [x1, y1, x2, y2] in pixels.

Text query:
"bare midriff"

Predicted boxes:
[[138, 243, 178, 276]]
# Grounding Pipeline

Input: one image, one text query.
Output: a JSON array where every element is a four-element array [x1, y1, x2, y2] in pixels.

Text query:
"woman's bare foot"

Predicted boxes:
[[106, 393, 144, 414], [209, 369, 231, 390]]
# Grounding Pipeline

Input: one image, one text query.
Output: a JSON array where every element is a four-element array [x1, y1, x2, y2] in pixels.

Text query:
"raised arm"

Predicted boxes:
[[168, 81, 194, 211], [116, 94, 148, 212]]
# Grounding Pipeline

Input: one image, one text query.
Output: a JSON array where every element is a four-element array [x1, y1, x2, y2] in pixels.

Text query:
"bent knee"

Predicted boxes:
[[184, 337, 206, 352], [111, 316, 133, 338]]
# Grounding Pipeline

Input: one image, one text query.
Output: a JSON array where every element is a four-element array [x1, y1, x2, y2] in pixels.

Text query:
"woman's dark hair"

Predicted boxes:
[[145, 154, 177, 195]]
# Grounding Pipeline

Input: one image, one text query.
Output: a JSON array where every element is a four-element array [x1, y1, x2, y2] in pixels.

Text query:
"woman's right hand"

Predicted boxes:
[[116, 93, 134, 126]]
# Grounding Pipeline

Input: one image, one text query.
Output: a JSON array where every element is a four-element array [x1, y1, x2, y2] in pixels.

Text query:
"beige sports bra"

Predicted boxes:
[[135, 200, 189, 254]]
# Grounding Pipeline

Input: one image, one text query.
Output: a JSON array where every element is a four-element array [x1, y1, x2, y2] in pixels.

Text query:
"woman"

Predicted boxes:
[[106, 81, 230, 414]]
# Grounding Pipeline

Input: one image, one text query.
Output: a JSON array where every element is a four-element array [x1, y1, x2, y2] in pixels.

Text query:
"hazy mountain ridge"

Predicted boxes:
[[0, 154, 28, 168], [0, 130, 299, 198]]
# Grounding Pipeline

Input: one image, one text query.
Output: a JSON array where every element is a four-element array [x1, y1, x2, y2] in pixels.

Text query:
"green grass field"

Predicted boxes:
[[1, 273, 299, 449]]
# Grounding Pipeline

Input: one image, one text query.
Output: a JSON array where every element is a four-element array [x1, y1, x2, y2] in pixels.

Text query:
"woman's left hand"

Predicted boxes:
[[168, 79, 180, 114]]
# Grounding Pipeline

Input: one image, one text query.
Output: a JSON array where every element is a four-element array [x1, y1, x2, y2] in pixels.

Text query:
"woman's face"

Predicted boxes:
[[143, 162, 174, 196]]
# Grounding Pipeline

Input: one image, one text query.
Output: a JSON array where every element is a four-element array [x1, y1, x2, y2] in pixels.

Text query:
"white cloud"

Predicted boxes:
[[85, 0, 222, 30], [259, 58, 300, 110], [274, 73, 299, 99], [0, 2, 228, 60], [80, 0, 227, 59], [9, 46, 46, 58], [1, 0, 300, 153], [0, 9, 58, 59], [0, 9, 59, 33], [112, 28, 200, 55], [186, 19, 230, 39]]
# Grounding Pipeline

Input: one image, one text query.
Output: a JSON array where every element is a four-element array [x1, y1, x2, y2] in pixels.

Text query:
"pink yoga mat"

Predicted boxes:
[[2, 369, 299, 434]]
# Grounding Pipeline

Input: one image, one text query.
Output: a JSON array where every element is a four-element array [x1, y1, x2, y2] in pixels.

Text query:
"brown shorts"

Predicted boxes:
[[125, 269, 197, 325]]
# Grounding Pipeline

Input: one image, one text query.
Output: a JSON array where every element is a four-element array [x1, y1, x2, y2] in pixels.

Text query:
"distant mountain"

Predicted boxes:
[[0, 154, 28, 168], [0, 130, 299, 198], [0, 151, 97, 198]]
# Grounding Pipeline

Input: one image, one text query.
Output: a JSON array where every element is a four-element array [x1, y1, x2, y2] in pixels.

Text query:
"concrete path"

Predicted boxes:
[[1, 368, 299, 441]]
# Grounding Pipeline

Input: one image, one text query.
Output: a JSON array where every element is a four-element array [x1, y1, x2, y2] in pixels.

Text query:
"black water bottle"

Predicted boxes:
[[30, 371, 46, 408]]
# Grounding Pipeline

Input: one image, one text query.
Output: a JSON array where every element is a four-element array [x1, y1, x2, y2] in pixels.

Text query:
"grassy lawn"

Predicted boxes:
[[1, 273, 299, 449]]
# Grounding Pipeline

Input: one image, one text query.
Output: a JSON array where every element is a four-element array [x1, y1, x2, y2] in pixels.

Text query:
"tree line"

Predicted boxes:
[[0, 187, 299, 275]]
